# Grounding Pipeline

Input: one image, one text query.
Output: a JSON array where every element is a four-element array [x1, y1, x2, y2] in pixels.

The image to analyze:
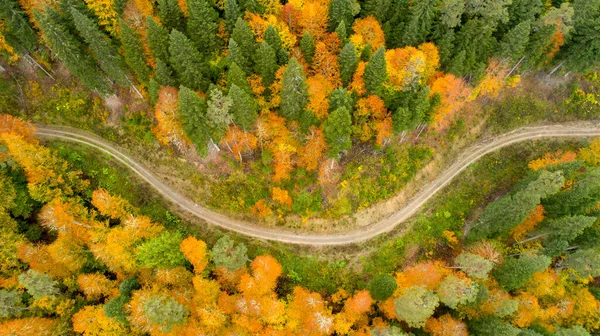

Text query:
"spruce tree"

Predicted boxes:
[[35, 9, 109, 94], [393, 106, 412, 134], [119, 20, 150, 84], [300, 31, 315, 65], [364, 46, 387, 95], [228, 39, 251, 73], [328, 0, 353, 32], [339, 42, 358, 87], [335, 20, 348, 44], [70, 8, 129, 87], [168, 29, 208, 91], [524, 24, 555, 70], [226, 62, 251, 93], [264, 25, 288, 65], [0, 0, 37, 53], [231, 18, 257, 62], [179, 86, 211, 157], [239, 0, 264, 14], [324, 106, 352, 157], [149, 78, 160, 104], [187, 0, 219, 55], [492, 255, 551, 291], [157, 0, 185, 32], [453, 19, 498, 79], [402, 0, 438, 46], [497, 20, 531, 62], [361, 0, 392, 22], [146, 16, 170, 64], [280, 58, 309, 122], [254, 41, 278, 87], [228, 83, 258, 130], [564, 0, 600, 72], [155, 58, 177, 86], [225, 0, 241, 33], [328, 88, 354, 112]]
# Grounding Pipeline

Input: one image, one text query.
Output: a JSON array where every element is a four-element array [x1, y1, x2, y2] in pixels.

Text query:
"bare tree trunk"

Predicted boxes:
[[130, 83, 144, 99], [549, 61, 564, 75], [506, 56, 525, 78], [416, 124, 426, 140], [25, 54, 55, 80], [210, 138, 221, 151]]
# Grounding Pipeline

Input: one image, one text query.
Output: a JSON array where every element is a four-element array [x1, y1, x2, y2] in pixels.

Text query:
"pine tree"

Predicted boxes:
[[328, 0, 353, 32], [300, 31, 315, 65], [492, 255, 551, 291], [523, 24, 555, 70], [0, 0, 37, 53], [564, 0, 600, 72], [155, 58, 177, 86], [119, 20, 150, 84], [146, 16, 170, 64], [497, 20, 531, 62], [364, 46, 386, 95], [226, 62, 251, 93], [239, 0, 264, 14], [280, 58, 309, 121], [335, 20, 347, 44], [229, 83, 258, 130], [329, 87, 353, 113], [254, 41, 278, 87], [168, 29, 208, 91], [339, 42, 358, 86], [264, 25, 288, 65], [71, 8, 129, 87], [324, 106, 352, 157], [224, 0, 241, 33], [228, 39, 251, 73], [402, 0, 438, 46], [35, 9, 109, 94], [187, 0, 219, 55], [179, 86, 211, 157], [157, 0, 185, 32], [231, 18, 257, 63]]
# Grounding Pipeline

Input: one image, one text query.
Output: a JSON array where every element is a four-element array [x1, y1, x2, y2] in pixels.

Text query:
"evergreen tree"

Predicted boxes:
[[264, 25, 288, 65], [155, 58, 177, 86], [231, 18, 257, 63], [434, 28, 455, 67], [300, 31, 315, 65], [439, 0, 465, 28], [452, 19, 497, 78], [280, 58, 309, 122], [523, 24, 555, 69], [468, 317, 520, 336], [507, 0, 543, 26], [361, 0, 393, 22], [393, 106, 412, 134], [564, 0, 600, 72], [447, 49, 466, 76], [35, 9, 109, 94], [542, 215, 596, 257], [206, 85, 234, 141], [328, 0, 353, 32], [402, 0, 438, 46], [119, 20, 150, 84], [329, 87, 354, 112], [492, 255, 551, 291], [157, 0, 185, 32], [228, 83, 258, 130], [168, 29, 208, 91], [254, 41, 278, 87], [364, 47, 387, 95], [394, 286, 439, 328], [0, 0, 37, 53], [146, 16, 170, 64], [339, 42, 358, 86], [226, 62, 251, 93], [564, 249, 600, 280], [187, 0, 219, 55], [228, 39, 251, 73], [179, 86, 211, 157], [335, 20, 348, 44], [497, 20, 531, 62], [239, 0, 264, 14], [225, 0, 241, 33], [149, 79, 160, 104], [324, 106, 352, 157], [368, 274, 397, 301]]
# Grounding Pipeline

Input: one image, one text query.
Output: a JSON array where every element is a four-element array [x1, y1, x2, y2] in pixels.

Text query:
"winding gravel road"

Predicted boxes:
[[35, 123, 600, 246]]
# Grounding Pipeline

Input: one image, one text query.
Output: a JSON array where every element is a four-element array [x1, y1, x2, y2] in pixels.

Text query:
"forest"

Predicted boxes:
[[1, 0, 600, 334]]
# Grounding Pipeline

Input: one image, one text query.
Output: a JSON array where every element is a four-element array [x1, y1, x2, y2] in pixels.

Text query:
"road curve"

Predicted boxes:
[[35, 123, 600, 246]]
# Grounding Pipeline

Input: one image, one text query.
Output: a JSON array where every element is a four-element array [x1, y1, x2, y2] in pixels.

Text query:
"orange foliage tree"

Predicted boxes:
[[180, 236, 209, 274], [221, 125, 259, 162], [153, 87, 192, 153], [298, 126, 327, 171], [272, 187, 292, 209], [91, 188, 132, 220], [353, 95, 390, 144], [528, 151, 578, 171], [429, 73, 471, 131], [0, 317, 56, 336], [312, 42, 341, 87], [425, 314, 468, 336], [306, 75, 334, 120], [511, 205, 545, 240], [299, 0, 329, 40], [77, 273, 117, 300], [350, 17, 385, 53]]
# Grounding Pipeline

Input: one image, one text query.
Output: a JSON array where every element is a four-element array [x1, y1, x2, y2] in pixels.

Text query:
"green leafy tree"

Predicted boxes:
[[563, 249, 600, 280], [454, 252, 494, 280], [119, 277, 140, 296], [280, 58, 309, 121], [119, 20, 150, 84], [555, 326, 591, 336], [0, 289, 25, 318], [149, 79, 160, 104], [179, 86, 211, 157], [394, 286, 439, 328], [136, 232, 187, 268], [328, 0, 353, 32], [187, 0, 219, 55], [402, 0, 438, 46], [104, 295, 129, 324], [206, 85, 234, 141], [339, 42, 358, 86], [226, 62, 252, 93], [35, 9, 109, 94], [564, 0, 600, 81], [495, 299, 519, 318], [0, 0, 37, 53], [497, 20, 531, 62], [368, 274, 397, 301], [437, 275, 479, 309], [364, 47, 387, 95], [229, 39, 251, 73], [143, 294, 189, 333], [492, 255, 551, 291], [211, 235, 248, 270], [225, 0, 241, 33], [300, 31, 315, 65], [254, 41, 278, 87], [146, 16, 170, 64], [324, 106, 352, 157], [157, 0, 185, 32], [228, 83, 258, 130], [264, 25, 288, 65], [468, 316, 520, 336], [168, 29, 208, 91], [18, 270, 59, 300], [71, 8, 129, 87]]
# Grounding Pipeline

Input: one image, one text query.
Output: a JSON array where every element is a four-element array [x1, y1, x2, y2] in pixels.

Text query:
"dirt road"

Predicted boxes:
[[36, 123, 600, 245]]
